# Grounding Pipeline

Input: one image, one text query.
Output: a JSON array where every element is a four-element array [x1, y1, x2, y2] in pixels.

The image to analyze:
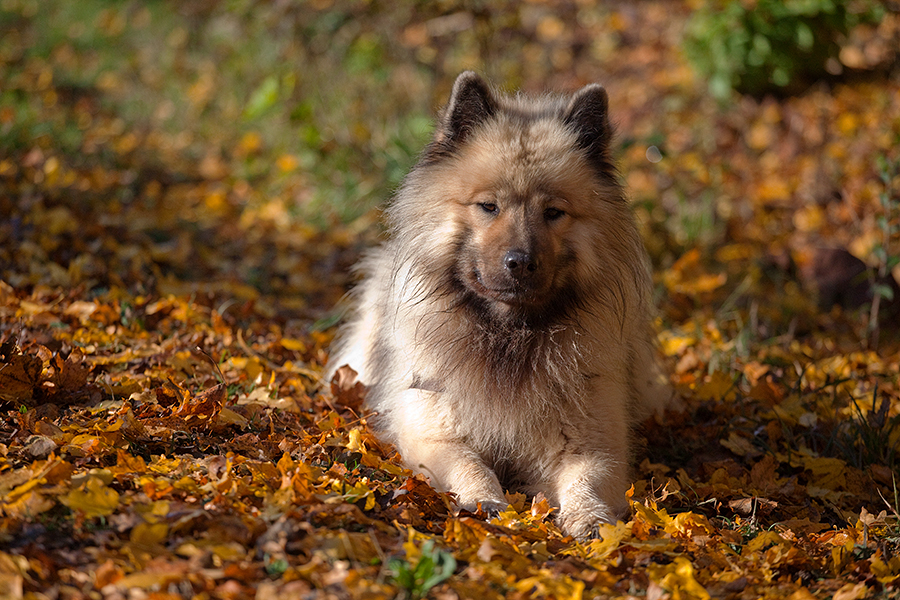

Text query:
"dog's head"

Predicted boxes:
[[403, 72, 632, 323]]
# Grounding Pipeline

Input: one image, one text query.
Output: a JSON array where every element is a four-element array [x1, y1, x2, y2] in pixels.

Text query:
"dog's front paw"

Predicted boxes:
[[557, 502, 623, 540], [455, 495, 509, 520], [475, 499, 510, 521]]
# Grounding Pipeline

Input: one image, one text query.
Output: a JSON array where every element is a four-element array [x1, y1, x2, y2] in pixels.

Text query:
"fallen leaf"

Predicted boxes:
[[0, 351, 41, 402], [61, 476, 120, 518]]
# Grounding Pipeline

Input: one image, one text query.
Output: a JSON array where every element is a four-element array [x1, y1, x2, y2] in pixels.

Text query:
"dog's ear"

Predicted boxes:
[[437, 71, 496, 146], [563, 84, 613, 170]]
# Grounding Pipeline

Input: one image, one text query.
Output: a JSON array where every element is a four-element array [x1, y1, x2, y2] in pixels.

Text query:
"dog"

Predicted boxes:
[[327, 71, 670, 538]]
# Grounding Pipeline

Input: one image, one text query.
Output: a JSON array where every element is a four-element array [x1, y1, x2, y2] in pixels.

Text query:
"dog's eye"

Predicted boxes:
[[544, 207, 565, 221], [478, 203, 499, 215]]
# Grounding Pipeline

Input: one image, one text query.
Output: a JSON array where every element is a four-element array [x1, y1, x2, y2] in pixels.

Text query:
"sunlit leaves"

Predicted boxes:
[[1, 262, 897, 600]]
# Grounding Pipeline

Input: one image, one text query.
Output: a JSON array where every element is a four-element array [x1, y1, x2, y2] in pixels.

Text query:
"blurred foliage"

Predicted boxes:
[[0, 0, 442, 224], [684, 0, 886, 99], [0, 0, 627, 225]]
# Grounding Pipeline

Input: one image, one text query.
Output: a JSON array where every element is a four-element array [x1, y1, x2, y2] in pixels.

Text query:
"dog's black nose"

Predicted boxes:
[[504, 250, 537, 276]]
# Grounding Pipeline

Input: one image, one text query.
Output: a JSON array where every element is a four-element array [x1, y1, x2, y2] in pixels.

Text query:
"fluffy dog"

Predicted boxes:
[[328, 72, 670, 538]]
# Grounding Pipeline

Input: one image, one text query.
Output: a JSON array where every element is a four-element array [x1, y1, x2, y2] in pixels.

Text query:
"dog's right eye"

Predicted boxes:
[[478, 203, 499, 215], [544, 207, 565, 221]]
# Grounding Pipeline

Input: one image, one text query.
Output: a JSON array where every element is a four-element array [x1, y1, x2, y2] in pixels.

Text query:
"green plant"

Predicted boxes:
[[264, 554, 289, 577], [388, 540, 456, 599], [846, 389, 900, 472], [867, 153, 900, 348], [684, 0, 885, 99], [872, 475, 900, 547]]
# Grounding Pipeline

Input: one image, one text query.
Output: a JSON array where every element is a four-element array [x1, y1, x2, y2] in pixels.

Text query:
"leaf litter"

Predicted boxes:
[[2, 1, 900, 599]]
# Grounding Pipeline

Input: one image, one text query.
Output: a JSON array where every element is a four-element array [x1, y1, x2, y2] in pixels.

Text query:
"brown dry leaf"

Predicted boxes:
[[330, 364, 366, 411], [58, 349, 89, 392], [775, 519, 830, 539], [0, 351, 41, 402], [728, 497, 779, 517], [156, 379, 188, 407], [177, 381, 225, 416]]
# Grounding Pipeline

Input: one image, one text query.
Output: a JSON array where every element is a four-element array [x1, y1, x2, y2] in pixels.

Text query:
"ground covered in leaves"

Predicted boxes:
[[2, 1, 900, 599]]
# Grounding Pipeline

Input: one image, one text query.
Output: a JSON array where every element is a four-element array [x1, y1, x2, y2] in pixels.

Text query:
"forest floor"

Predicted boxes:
[[2, 1, 900, 598]]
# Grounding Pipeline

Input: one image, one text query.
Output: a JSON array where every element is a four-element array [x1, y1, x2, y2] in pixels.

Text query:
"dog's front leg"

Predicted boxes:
[[553, 451, 630, 539], [389, 388, 508, 514], [552, 384, 632, 538], [405, 439, 509, 514]]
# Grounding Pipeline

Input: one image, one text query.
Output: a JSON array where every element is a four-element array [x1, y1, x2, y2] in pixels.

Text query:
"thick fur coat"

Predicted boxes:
[[327, 72, 670, 538]]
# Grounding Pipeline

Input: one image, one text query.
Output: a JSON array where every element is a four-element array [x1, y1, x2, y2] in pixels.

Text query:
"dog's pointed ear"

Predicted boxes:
[[564, 84, 613, 168], [437, 71, 496, 146]]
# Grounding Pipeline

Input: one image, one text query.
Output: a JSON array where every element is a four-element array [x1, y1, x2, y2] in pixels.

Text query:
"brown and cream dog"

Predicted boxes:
[[328, 72, 670, 538]]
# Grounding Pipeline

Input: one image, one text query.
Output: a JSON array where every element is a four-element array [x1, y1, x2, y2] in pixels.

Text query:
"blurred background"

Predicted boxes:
[[1, 0, 899, 341]]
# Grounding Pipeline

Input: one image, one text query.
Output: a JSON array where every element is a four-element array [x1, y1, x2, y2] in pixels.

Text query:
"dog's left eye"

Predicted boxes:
[[479, 203, 499, 215], [544, 207, 565, 221]]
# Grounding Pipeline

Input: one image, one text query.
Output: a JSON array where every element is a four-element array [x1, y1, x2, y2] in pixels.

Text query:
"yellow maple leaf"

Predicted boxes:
[[745, 530, 791, 554], [695, 371, 736, 401], [515, 570, 585, 600], [346, 428, 364, 453], [632, 501, 672, 528], [647, 556, 710, 600], [61, 476, 120, 518], [130, 522, 168, 546], [332, 479, 375, 511], [586, 521, 631, 559], [870, 551, 900, 583], [1, 489, 55, 519], [665, 512, 714, 539]]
